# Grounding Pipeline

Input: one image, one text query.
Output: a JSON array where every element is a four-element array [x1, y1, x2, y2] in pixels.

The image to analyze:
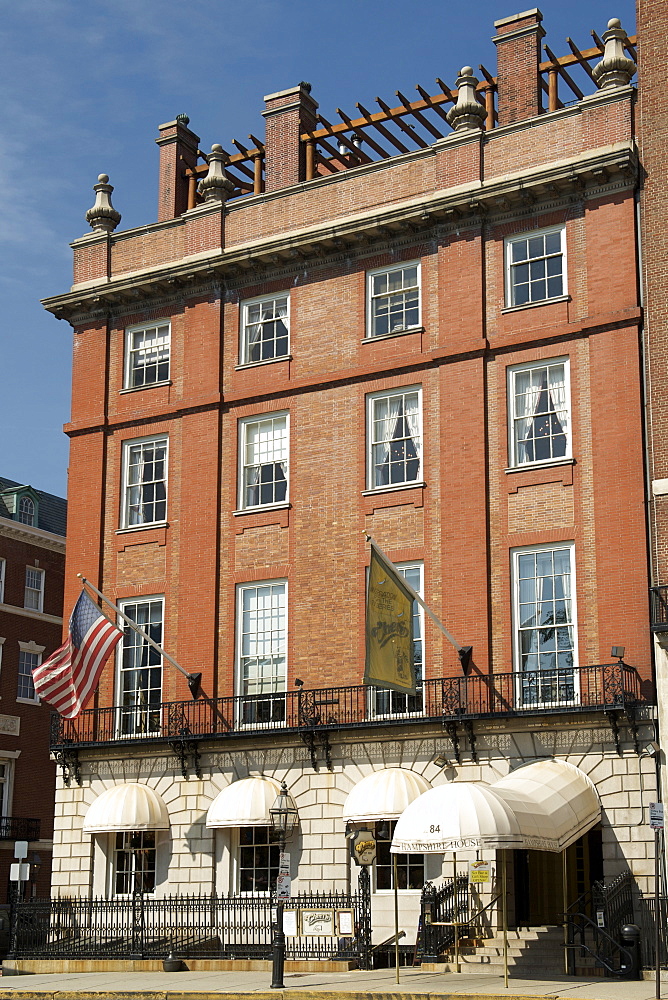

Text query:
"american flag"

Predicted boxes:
[[32, 589, 123, 719]]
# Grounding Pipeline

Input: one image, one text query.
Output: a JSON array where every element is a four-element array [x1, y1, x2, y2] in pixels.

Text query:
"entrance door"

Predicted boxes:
[[513, 828, 603, 926]]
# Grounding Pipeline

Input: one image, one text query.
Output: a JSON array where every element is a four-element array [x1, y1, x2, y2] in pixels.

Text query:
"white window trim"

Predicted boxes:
[[239, 292, 290, 366], [233, 826, 281, 896], [123, 320, 171, 391], [505, 225, 567, 308], [366, 385, 423, 491], [115, 595, 165, 735], [0, 758, 15, 819], [235, 579, 288, 729], [0, 559, 5, 604], [24, 567, 45, 614], [511, 541, 579, 706], [17, 640, 44, 704], [109, 829, 158, 898], [237, 412, 289, 512], [507, 356, 571, 469], [366, 261, 421, 340], [120, 434, 169, 530]]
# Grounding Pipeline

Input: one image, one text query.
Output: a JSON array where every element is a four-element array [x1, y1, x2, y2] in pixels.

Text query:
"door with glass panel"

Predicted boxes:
[[514, 546, 577, 708], [117, 598, 163, 735]]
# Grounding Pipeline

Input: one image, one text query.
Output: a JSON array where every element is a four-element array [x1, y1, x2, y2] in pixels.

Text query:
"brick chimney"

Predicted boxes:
[[155, 116, 200, 222], [493, 9, 544, 126], [262, 84, 319, 192]]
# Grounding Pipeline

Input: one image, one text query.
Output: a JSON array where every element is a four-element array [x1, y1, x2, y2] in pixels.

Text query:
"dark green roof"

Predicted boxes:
[[0, 477, 67, 537]]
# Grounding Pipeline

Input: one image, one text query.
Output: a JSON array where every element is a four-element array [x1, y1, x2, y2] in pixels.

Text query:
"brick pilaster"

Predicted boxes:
[[262, 84, 319, 192], [493, 8, 544, 126]]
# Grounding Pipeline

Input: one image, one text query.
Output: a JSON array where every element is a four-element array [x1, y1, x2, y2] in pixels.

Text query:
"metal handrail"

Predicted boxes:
[[564, 911, 634, 976]]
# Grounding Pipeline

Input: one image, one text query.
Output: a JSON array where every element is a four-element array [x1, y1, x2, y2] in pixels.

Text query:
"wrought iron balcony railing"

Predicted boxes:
[[650, 586, 668, 631], [50, 662, 642, 749], [0, 817, 41, 841]]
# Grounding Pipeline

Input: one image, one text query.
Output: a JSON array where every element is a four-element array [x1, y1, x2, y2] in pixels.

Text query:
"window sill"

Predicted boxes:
[[505, 458, 574, 474], [505, 460, 574, 494], [501, 295, 570, 314], [233, 504, 291, 534], [119, 381, 172, 395], [116, 522, 169, 535], [362, 483, 425, 513], [233, 503, 291, 517], [235, 356, 292, 371], [16, 698, 40, 707], [362, 482, 426, 496], [362, 327, 423, 343]]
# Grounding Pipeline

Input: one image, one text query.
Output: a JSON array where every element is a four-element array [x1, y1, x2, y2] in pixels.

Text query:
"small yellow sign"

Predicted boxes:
[[469, 860, 491, 884]]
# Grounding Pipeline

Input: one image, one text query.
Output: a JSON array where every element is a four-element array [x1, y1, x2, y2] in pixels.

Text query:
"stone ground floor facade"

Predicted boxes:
[[48, 706, 658, 954]]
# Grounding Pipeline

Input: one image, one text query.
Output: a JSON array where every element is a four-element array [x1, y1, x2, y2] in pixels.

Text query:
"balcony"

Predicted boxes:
[[0, 817, 41, 841], [51, 663, 642, 750], [650, 586, 668, 632]]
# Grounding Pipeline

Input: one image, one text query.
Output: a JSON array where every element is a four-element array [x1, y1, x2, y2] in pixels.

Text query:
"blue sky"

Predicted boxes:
[[1, 0, 635, 499]]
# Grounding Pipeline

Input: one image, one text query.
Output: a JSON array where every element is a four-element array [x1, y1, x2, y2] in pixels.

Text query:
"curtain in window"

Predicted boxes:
[[515, 370, 544, 464], [404, 395, 421, 464], [547, 368, 569, 447], [374, 395, 403, 486]]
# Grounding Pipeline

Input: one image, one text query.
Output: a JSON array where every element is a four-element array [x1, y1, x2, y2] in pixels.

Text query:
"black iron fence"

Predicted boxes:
[[419, 876, 470, 960], [565, 871, 635, 975], [51, 663, 641, 748], [10, 890, 369, 963], [0, 817, 40, 841], [650, 586, 668, 631], [637, 896, 668, 968]]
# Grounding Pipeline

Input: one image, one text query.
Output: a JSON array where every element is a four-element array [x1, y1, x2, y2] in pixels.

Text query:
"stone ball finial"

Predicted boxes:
[[446, 67, 486, 132], [198, 144, 234, 204], [85, 174, 121, 233], [592, 17, 636, 89]]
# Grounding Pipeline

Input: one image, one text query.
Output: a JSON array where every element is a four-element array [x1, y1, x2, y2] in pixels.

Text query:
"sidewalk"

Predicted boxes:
[[0, 966, 667, 1000]]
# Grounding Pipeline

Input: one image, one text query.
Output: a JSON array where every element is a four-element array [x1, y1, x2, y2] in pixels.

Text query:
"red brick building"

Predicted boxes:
[[28, 8, 659, 974], [0, 478, 66, 914]]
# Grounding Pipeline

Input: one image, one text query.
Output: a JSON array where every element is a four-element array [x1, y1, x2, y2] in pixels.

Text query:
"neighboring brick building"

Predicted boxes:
[[28, 8, 660, 974], [0, 478, 66, 911]]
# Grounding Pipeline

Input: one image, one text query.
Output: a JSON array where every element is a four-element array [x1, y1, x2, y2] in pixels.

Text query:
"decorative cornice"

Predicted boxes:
[[0, 516, 66, 553], [43, 140, 637, 324]]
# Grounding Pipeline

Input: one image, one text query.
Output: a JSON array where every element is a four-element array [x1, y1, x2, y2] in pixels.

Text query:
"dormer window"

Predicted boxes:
[[17, 496, 35, 526]]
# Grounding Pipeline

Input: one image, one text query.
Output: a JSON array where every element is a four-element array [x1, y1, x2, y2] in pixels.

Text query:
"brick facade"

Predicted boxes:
[[31, 9, 661, 974]]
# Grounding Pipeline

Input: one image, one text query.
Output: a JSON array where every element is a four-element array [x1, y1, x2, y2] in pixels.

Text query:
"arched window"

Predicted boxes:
[[17, 496, 35, 526]]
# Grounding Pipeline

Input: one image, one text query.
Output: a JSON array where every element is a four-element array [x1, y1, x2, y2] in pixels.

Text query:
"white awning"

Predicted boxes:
[[206, 776, 282, 828], [391, 781, 524, 853], [343, 768, 431, 823], [492, 760, 601, 852], [83, 783, 170, 834]]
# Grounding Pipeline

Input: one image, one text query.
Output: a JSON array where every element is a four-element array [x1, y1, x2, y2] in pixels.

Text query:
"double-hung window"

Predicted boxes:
[[241, 294, 289, 365], [117, 597, 163, 735], [374, 562, 424, 717], [125, 322, 170, 388], [24, 567, 44, 612], [368, 387, 422, 489], [0, 559, 5, 603], [18, 496, 35, 525], [237, 581, 287, 726], [506, 227, 565, 307], [513, 543, 577, 707], [114, 831, 156, 895], [375, 819, 425, 890], [508, 359, 570, 467], [17, 643, 42, 702], [238, 826, 280, 893], [367, 262, 420, 338], [239, 414, 288, 510], [122, 437, 168, 528]]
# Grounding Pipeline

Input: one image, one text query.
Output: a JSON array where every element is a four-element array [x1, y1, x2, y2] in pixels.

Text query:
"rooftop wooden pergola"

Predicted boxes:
[[185, 30, 637, 205]]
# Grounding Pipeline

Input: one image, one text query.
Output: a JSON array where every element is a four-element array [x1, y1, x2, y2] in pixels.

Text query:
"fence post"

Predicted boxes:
[[420, 882, 437, 962], [358, 866, 372, 969]]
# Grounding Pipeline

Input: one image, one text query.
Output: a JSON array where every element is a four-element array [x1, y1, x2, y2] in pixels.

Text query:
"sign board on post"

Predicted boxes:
[[276, 874, 291, 899], [9, 864, 29, 882], [14, 841, 28, 861], [650, 802, 664, 830], [469, 861, 491, 884], [352, 829, 376, 866], [279, 852, 290, 874]]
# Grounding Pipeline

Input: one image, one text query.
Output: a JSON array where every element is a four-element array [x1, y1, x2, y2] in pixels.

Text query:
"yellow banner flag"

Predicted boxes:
[[364, 543, 416, 695]]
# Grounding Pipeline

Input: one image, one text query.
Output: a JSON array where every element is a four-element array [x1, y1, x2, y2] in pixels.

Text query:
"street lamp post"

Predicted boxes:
[[269, 781, 298, 989]]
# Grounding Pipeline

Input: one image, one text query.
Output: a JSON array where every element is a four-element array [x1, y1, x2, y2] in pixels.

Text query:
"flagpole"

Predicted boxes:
[[78, 575, 201, 698], [364, 534, 472, 671]]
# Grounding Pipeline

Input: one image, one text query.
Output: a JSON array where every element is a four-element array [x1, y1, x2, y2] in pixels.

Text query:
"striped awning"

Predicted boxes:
[[343, 768, 431, 823], [206, 776, 283, 828]]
